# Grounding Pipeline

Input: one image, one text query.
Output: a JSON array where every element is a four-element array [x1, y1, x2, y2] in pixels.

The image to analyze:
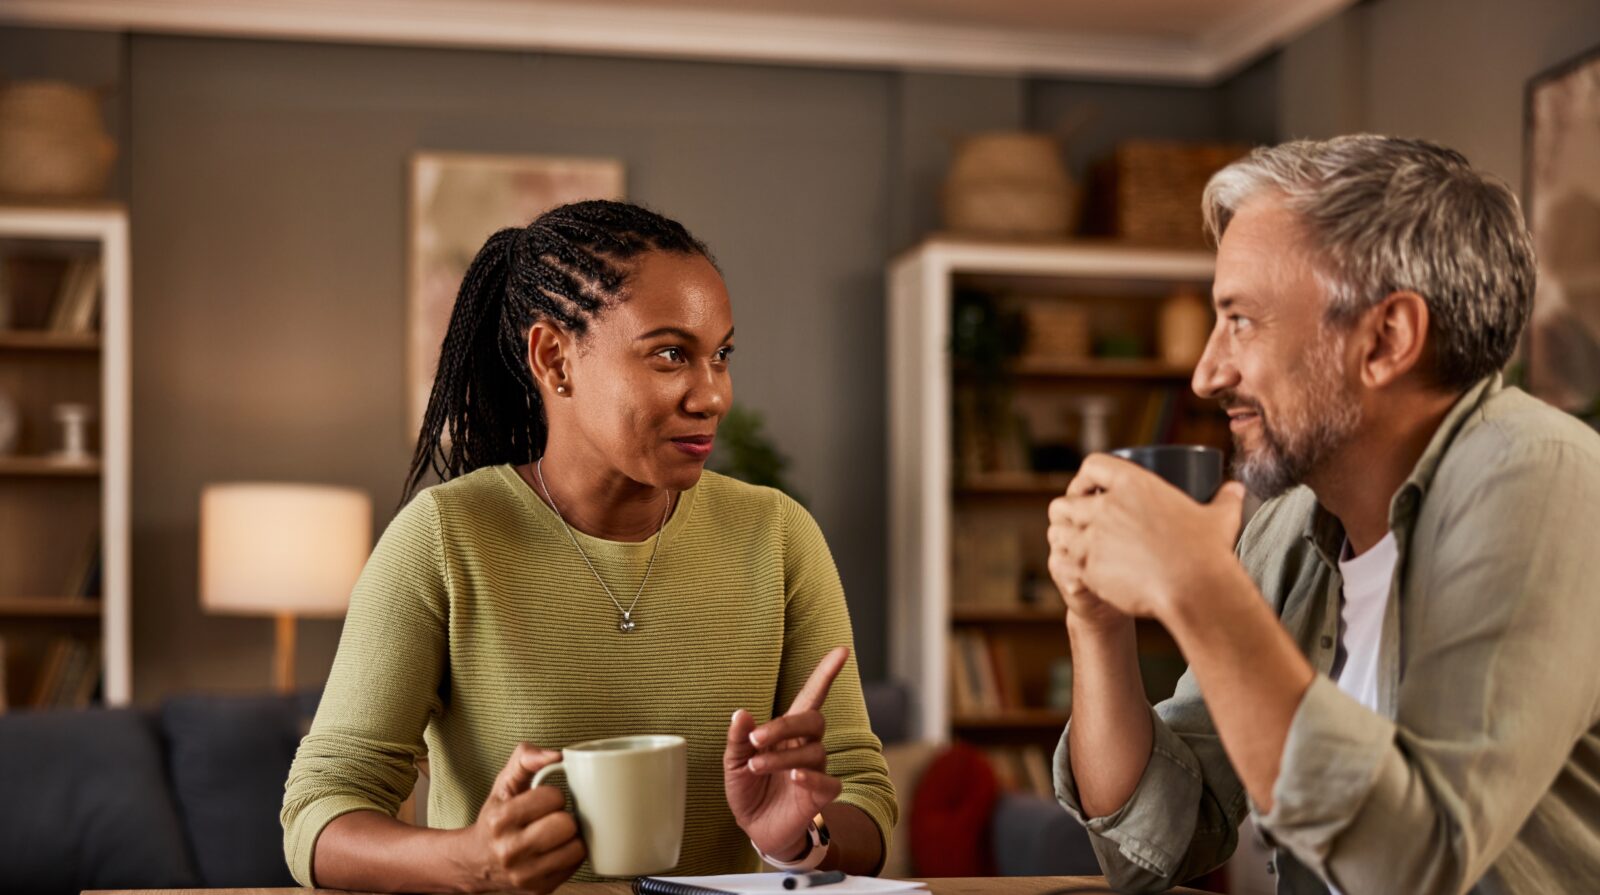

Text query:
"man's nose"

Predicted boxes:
[[1191, 330, 1238, 399]]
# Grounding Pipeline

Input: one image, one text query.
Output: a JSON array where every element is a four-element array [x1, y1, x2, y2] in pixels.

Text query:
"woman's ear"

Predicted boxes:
[[1358, 290, 1430, 389], [528, 321, 573, 397]]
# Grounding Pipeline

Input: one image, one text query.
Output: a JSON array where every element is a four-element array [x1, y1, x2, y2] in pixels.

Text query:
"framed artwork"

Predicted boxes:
[[406, 152, 625, 436], [1525, 44, 1600, 416]]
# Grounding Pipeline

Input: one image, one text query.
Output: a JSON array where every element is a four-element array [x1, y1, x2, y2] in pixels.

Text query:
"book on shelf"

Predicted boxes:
[[60, 532, 102, 599], [29, 638, 98, 709], [1019, 744, 1054, 799], [982, 745, 1056, 799], [950, 630, 1024, 714], [45, 257, 102, 335], [0, 637, 8, 713], [948, 636, 979, 715]]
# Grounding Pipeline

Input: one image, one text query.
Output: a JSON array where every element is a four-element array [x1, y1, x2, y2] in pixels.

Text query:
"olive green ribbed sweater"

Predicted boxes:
[[281, 465, 895, 886]]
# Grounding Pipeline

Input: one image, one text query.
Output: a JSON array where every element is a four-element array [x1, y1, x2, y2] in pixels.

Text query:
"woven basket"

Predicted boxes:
[[941, 131, 1077, 238], [1097, 140, 1251, 247], [1022, 301, 1090, 360], [0, 81, 116, 199]]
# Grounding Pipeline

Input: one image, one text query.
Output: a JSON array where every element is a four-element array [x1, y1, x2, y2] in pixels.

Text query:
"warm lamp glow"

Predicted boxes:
[[200, 483, 371, 617]]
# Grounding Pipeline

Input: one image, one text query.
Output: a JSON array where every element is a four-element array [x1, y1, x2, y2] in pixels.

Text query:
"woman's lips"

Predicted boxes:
[[671, 437, 714, 459]]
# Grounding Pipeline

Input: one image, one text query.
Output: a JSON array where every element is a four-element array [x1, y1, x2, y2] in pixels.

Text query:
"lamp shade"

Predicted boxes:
[[200, 483, 372, 618]]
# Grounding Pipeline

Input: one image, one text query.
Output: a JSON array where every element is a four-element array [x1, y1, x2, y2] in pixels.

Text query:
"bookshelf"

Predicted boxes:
[[887, 236, 1225, 760], [0, 204, 131, 711]]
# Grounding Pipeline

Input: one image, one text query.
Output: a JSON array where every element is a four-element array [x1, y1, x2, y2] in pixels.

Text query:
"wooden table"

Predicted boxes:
[[88, 879, 1215, 894]]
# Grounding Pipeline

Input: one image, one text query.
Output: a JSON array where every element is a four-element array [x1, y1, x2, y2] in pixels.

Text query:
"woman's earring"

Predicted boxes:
[[556, 385, 568, 395]]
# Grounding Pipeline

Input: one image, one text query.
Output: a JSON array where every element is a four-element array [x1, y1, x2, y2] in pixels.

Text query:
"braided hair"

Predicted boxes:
[[402, 199, 714, 504]]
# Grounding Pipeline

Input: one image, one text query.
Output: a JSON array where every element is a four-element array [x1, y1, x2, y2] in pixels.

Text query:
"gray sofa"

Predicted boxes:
[[0, 690, 318, 895], [0, 681, 1091, 894]]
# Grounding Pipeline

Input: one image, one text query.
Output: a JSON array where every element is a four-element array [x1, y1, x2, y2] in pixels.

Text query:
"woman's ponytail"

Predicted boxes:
[[402, 227, 542, 504]]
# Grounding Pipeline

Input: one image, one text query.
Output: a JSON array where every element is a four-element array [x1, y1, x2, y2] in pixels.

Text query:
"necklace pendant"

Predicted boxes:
[[618, 612, 636, 634]]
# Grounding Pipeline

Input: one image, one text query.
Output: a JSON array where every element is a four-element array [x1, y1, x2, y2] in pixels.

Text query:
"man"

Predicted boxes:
[[1048, 135, 1600, 894]]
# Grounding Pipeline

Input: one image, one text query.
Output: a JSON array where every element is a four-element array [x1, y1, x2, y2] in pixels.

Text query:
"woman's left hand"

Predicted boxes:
[[724, 646, 849, 861]]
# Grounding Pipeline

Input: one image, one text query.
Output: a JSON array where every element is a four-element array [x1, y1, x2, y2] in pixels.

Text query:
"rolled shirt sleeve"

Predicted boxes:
[[1054, 673, 1248, 892], [1259, 439, 1600, 894]]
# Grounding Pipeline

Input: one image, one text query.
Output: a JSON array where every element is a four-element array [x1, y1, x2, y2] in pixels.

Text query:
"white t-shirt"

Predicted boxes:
[[1323, 532, 1398, 895], [1335, 531, 1399, 712]]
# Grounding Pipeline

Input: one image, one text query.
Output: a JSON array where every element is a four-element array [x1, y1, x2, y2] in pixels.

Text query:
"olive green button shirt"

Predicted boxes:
[[1053, 376, 1600, 894]]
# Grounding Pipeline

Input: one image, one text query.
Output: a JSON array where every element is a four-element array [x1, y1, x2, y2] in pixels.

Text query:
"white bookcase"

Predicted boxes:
[[0, 203, 131, 707], [886, 236, 1216, 745]]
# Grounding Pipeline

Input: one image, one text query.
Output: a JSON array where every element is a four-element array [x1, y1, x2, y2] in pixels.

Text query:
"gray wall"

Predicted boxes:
[[2, 25, 1270, 700], [124, 35, 895, 699], [1278, 0, 1600, 188]]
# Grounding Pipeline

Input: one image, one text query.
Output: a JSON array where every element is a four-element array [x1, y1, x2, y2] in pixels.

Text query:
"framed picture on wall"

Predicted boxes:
[[406, 152, 625, 438], [1524, 44, 1600, 418]]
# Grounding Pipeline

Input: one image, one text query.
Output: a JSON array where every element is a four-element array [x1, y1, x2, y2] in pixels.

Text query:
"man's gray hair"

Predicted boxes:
[[1202, 135, 1536, 390]]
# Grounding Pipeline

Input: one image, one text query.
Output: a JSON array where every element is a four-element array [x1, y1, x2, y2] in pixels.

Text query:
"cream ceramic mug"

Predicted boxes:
[[531, 734, 687, 877]]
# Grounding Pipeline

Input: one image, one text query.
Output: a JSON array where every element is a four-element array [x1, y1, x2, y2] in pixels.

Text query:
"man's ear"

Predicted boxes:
[[1358, 290, 1430, 389], [528, 321, 573, 396]]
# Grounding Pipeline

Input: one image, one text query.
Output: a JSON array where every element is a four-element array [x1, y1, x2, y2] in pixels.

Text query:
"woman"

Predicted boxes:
[[280, 201, 894, 893]]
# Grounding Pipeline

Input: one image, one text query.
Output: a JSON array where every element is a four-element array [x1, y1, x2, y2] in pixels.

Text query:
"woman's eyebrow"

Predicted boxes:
[[634, 326, 736, 343]]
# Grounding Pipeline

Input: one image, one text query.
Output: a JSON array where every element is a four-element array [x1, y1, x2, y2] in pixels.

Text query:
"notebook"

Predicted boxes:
[[632, 873, 927, 894]]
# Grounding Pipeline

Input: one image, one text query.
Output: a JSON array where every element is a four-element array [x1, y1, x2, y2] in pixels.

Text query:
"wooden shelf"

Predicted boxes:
[[1007, 357, 1193, 380], [0, 597, 102, 618], [0, 457, 102, 477], [952, 709, 1071, 729], [952, 605, 1065, 624], [955, 472, 1073, 498], [0, 330, 101, 352]]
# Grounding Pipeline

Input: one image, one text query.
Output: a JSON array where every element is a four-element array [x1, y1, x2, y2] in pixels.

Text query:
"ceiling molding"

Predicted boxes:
[[0, 0, 1356, 84], [1201, 0, 1358, 78]]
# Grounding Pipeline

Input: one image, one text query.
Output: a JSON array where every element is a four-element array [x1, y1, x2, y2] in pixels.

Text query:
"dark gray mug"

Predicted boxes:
[[1109, 445, 1225, 502]]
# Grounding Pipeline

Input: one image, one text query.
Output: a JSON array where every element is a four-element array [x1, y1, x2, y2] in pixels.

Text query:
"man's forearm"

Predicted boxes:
[[1160, 563, 1315, 814], [1066, 614, 1155, 818]]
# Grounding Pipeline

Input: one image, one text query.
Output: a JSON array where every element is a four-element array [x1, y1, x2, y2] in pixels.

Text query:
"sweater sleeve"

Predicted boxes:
[[280, 490, 450, 887], [774, 494, 898, 869]]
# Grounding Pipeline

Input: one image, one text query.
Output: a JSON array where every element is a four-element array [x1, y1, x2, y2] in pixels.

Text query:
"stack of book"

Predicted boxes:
[[28, 637, 100, 709], [984, 745, 1056, 799], [61, 533, 102, 598], [41, 257, 102, 335], [948, 629, 1024, 715]]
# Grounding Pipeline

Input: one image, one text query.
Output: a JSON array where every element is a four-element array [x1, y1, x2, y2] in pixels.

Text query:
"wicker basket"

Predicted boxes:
[[1091, 140, 1251, 247], [941, 131, 1077, 238], [1021, 301, 1090, 361], [0, 81, 116, 199]]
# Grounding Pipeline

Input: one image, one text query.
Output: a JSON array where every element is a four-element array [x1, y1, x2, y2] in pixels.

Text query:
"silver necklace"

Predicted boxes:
[[534, 457, 670, 633]]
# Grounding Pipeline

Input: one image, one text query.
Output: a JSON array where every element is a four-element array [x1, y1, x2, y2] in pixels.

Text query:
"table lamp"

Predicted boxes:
[[200, 483, 372, 693]]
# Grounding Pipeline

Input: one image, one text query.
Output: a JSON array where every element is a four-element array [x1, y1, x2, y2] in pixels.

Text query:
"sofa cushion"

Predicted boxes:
[[161, 692, 307, 887], [908, 743, 999, 876], [0, 707, 199, 895], [990, 791, 1100, 876]]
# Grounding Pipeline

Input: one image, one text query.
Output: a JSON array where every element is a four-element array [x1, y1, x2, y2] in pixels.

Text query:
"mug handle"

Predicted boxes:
[[531, 761, 566, 790]]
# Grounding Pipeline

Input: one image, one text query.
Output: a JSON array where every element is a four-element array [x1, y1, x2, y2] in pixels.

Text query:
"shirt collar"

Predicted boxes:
[[1301, 374, 1502, 563]]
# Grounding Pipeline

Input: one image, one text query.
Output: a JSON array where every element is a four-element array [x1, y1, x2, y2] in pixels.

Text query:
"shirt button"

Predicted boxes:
[[1320, 635, 1333, 648]]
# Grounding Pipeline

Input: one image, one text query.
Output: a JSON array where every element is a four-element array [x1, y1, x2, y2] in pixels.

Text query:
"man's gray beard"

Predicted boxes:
[[1231, 339, 1362, 500]]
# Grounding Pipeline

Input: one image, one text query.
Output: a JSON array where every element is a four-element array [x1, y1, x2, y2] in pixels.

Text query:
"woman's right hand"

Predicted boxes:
[[455, 742, 586, 894]]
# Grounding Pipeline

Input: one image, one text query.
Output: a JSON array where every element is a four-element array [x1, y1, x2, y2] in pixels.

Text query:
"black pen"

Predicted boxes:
[[782, 870, 847, 890]]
